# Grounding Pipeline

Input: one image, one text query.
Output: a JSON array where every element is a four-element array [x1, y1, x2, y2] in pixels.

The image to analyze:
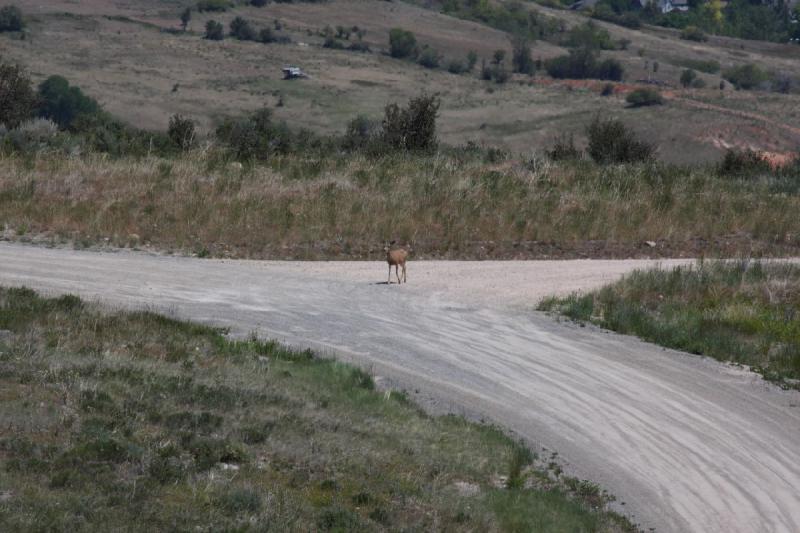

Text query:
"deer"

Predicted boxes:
[[384, 241, 409, 284]]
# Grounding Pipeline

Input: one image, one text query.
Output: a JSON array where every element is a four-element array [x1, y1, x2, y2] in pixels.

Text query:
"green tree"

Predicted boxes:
[[466, 50, 478, 71], [382, 94, 440, 151], [180, 7, 191, 32], [204, 20, 224, 40], [229, 17, 256, 41], [511, 35, 535, 74], [0, 5, 23, 32], [680, 69, 697, 88], [168, 114, 196, 151], [37, 75, 99, 129], [0, 62, 37, 128], [389, 28, 418, 59]]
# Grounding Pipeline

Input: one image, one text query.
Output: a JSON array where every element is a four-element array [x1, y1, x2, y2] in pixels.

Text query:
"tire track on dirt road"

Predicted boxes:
[[1, 243, 799, 532]]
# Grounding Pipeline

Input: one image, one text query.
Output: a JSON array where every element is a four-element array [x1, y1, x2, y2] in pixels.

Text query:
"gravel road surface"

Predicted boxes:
[[1, 242, 798, 532]]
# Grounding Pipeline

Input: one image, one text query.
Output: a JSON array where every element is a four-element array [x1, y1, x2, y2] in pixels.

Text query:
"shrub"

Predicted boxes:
[[389, 28, 418, 59], [674, 58, 720, 74], [545, 49, 623, 81], [723, 64, 767, 90], [180, 8, 191, 31], [230, 17, 256, 41], [417, 46, 441, 69], [205, 20, 224, 40], [600, 82, 615, 96], [196, 0, 230, 12], [323, 35, 345, 49], [563, 21, 614, 50], [625, 88, 663, 107], [0, 4, 23, 32], [466, 50, 478, 71], [251, 0, 268, 6], [343, 114, 379, 150], [38, 75, 100, 130], [216, 107, 290, 160], [259, 27, 275, 43], [447, 59, 466, 74], [382, 94, 439, 151], [0, 62, 37, 128], [586, 116, 654, 164], [492, 65, 510, 83], [1, 118, 61, 153], [718, 149, 770, 176], [680, 26, 708, 42], [168, 114, 196, 151], [511, 35, 535, 74], [680, 68, 697, 88], [548, 133, 581, 161], [348, 39, 370, 53]]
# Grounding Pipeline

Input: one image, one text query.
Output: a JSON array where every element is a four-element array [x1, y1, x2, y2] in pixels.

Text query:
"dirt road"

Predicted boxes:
[[2, 243, 798, 532]]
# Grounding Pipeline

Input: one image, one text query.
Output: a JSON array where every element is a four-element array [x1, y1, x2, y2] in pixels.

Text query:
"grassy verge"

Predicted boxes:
[[2, 151, 800, 259], [0, 287, 633, 531], [539, 260, 800, 388]]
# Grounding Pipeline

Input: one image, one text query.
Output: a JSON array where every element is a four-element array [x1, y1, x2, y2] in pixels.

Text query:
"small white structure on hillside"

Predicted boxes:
[[282, 66, 307, 80]]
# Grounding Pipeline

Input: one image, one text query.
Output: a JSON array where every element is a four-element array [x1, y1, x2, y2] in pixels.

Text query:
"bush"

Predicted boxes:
[[563, 21, 614, 50], [205, 20, 224, 40], [259, 27, 275, 43], [675, 58, 720, 74], [600, 82, 615, 96], [417, 46, 441, 69], [38, 75, 100, 130], [680, 68, 697, 88], [1, 118, 61, 153], [382, 94, 439, 152], [723, 64, 768, 90], [389, 28, 418, 59], [0, 4, 23, 32], [447, 59, 467, 74], [680, 26, 708, 42], [625, 88, 663, 107], [251, 0, 268, 6], [466, 50, 478, 71], [323, 35, 345, 49], [343, 114, 379, 150], [348, 39, 370, 53], [168, 114, 196, 151], [548, 133, 581, 161], [196, 0, 230, 12], [586, 116, 654, 164], [511, 35, 535, 75], [718, 149, 770, 176], [230, 17, 256, 41], [0, 62, 37, 128], [545, 49, 623, 81]]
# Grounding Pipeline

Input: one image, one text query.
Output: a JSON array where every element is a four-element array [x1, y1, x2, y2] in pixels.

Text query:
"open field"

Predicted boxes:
[[3, 0, 799, 163], [0, 285, 634, 531], [1, 243, 799, 532], [2, 151, 800, 259]]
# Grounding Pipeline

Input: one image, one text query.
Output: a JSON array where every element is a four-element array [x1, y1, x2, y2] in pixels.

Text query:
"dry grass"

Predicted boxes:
[[2, 150, 800, 259], [3, 0, 799, 163], [0, 287, 634, 531]]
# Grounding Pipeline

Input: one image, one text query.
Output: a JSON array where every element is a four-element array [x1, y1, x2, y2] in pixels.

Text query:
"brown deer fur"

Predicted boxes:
[[384, 243, 409, 284]]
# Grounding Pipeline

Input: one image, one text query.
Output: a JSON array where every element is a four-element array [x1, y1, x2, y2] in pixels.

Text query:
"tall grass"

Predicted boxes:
[[0, 287, 633, 531], [1, 151, 799, 258], [539, 260, 800, 387]]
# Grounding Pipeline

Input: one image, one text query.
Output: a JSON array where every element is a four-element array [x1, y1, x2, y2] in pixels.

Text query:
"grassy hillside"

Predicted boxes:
[[3, 0, 799, 163], [0, 287, 633, 531], [539, 260, 800, 388]]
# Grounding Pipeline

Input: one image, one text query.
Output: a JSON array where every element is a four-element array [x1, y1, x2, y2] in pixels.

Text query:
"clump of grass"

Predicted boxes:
[[540, 260, 800, 388], [0, 287, 633, 531]]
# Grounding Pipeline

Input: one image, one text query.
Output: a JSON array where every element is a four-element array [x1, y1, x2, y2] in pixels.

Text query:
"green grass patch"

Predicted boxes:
[[540, 260, 800, 388], [0, 287, 632, 531]]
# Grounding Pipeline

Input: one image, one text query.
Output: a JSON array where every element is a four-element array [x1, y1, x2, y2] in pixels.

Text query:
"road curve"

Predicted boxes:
[[1, 243, 798, 532]]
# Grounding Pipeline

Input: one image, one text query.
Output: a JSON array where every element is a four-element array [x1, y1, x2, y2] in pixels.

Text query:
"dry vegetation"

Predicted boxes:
[[2, 0, 799, 163], [2, 150, 800, 259], [0, 287, 634, 531]]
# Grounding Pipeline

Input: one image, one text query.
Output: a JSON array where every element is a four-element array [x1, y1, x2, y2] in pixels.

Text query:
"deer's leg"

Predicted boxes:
[[396, 265, 401, 284], [388, 264, 392, 284], [403, 263, 407, 283]]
